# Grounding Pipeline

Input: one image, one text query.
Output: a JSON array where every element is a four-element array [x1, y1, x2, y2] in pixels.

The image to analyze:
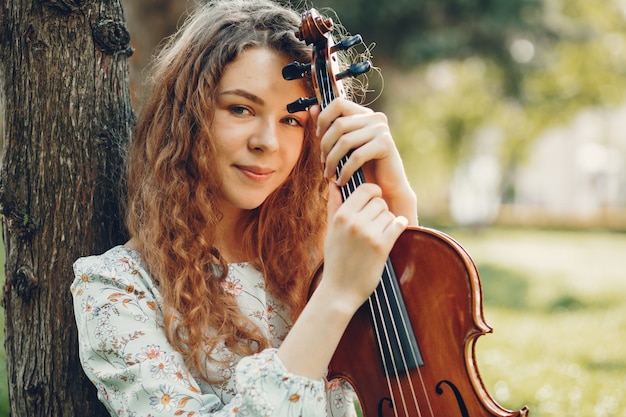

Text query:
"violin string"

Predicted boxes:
[[368, 276, 416, 417], [367, 295, 403, 417], [328, 101, 428, 413], [367, 245, 425, 416], [335, 130, 438, 417], [326, 79, 421, 417], [378, 263, 425, 416], [336, 159, 403, 417], [366, 214, 435, 415], [337, 157, 420, 417], [381, 261, 438, 417]]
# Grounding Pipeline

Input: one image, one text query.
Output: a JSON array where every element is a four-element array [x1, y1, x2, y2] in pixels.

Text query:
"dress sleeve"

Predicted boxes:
[[70, 251, 327, 417]]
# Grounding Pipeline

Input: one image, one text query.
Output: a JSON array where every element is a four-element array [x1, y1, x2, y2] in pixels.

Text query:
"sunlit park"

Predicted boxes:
[[1, 0, 626, 416]]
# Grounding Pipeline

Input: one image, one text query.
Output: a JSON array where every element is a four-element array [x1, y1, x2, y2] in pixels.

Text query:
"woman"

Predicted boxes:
[[71, 0, 418, 416]]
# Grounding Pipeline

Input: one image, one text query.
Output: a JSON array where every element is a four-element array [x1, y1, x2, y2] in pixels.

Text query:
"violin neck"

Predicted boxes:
[[314, 38, 423, 374], [336, 153, 365, 203]]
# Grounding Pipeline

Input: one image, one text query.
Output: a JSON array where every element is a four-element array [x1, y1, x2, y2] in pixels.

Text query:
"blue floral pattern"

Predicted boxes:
[[71, 245, 356, 416]]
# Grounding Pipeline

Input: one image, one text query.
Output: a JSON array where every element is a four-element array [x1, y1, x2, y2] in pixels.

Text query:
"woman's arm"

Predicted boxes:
[[278, 182, 408, 379], [278, 100, 414, 379], [72, 250, 327, 416]]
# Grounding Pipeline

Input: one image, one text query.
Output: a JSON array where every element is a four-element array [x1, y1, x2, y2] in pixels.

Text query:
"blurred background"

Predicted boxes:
[[1, 0, 625, 415]]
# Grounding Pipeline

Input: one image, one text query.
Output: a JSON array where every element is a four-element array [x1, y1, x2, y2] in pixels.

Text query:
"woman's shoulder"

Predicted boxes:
[[71, 245, 153, 294], [73, 245, 142, 275]]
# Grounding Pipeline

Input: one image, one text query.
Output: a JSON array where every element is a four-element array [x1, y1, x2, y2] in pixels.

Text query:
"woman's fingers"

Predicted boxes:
[[316, 99, 396, 184], [316, 98, 419, 227], [325, 183, 407, 281], [317, 100, 379, 171]]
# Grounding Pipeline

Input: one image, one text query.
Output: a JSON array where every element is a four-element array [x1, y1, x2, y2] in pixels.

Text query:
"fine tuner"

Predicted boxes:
[[282, 33, 371, 113]]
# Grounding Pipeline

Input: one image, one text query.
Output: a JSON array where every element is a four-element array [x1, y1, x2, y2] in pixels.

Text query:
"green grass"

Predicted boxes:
[[451, 227, 626, 417], [1, 227, 625, 416]]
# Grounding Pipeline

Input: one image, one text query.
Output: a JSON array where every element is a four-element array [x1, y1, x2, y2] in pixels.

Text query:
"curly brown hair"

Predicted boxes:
[[124, 0, 328, 383]]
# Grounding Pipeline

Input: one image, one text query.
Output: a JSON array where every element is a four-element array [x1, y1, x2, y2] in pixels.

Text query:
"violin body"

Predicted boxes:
[[320, 226, 529, 417]]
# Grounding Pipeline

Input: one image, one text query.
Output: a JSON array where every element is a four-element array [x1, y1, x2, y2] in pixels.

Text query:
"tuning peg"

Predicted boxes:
[[336, 61, 371, 80], [287, 96, 318, 113], [282, 61, 312, 80], [330, 35, 363, 54]]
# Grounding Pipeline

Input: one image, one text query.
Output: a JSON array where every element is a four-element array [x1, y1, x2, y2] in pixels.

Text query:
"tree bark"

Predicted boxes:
[[0, 0, 134, 415]]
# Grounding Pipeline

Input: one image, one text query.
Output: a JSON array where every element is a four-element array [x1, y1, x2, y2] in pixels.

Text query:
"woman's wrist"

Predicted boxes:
[[276, 280, 358, 380]]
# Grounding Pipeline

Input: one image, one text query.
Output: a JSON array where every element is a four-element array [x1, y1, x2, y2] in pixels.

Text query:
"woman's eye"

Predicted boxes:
[[282, 116, 303, 127], [230, 106, 251, 116]]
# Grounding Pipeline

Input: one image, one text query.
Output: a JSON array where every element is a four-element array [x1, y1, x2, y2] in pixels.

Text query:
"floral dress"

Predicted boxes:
[[71, 245, 356, 417]]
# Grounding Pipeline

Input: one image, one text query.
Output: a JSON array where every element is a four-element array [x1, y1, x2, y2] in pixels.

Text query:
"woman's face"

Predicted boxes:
[[211, 47, 311, 213]]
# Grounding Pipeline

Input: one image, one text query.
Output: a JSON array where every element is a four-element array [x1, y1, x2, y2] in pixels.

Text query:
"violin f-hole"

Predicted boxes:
[[377, 397, 393, 417], [436, 380, 471, 417]]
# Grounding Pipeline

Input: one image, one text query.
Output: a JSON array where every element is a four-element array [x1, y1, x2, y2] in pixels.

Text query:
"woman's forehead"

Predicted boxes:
[[218, 47, 310, 100]]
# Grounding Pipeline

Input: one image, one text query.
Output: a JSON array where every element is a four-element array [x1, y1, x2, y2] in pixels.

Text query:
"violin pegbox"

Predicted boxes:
[[283, 8, 371, 113]]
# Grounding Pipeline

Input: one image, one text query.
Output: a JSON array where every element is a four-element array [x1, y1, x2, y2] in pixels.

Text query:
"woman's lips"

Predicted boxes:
[[236, 165, 274, 182]]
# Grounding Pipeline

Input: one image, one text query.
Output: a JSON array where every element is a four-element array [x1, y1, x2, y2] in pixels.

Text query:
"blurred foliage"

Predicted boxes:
[[312, 0, 543, 60], [311, 0, 547, 96], [310, 0, 626, 99], [304, 0, 626, 220]]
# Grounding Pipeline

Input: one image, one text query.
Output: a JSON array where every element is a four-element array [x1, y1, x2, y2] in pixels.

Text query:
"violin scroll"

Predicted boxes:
[[282, 7, 371, 113], [294, 8, 333, 46]]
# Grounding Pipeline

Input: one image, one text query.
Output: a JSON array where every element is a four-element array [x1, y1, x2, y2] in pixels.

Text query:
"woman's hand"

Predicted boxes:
[[320, 181, 408, 312], [276, 180, 407, 380], [309, 99, 418, 225]]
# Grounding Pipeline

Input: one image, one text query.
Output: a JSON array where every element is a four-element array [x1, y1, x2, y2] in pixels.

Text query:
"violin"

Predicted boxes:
[[283, 8, 530, 417]]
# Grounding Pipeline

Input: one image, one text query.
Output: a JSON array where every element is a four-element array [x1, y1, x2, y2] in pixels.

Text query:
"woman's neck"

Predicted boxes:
[[214, 206, 253, 264]]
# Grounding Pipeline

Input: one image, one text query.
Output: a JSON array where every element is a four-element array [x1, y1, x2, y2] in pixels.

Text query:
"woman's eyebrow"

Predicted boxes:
[[220, 89, 264, 105]]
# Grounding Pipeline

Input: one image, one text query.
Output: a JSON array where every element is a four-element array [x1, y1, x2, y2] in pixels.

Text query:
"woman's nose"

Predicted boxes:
[[248, 119, 279, 153]]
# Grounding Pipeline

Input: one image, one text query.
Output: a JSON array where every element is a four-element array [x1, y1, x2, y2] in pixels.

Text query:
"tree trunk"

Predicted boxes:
[[0, 0, 134, 415]]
